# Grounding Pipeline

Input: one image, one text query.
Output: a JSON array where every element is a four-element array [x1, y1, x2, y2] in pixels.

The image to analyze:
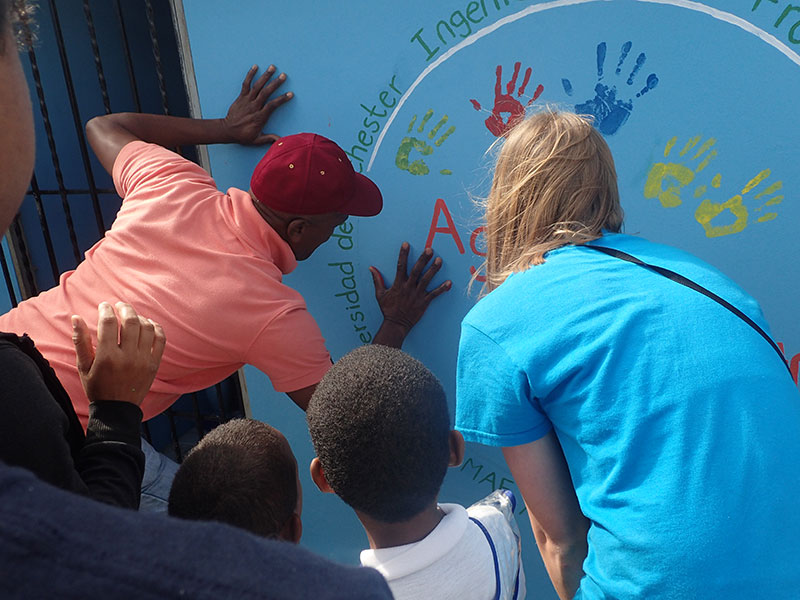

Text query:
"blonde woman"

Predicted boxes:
[[455, 111, 800, 599]]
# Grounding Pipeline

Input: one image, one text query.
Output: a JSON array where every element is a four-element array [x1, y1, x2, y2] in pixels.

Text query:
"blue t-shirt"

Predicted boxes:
[[456, 233, 800, 599]]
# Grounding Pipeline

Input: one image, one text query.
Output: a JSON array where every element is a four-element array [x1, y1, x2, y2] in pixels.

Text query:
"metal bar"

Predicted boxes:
[[161, 409, 219, 421], [236, 368, 252, 418], [163, 407, 184, 462], [46, 0, 106, 238], [26, 188, 117, 195], [28, 175, 62, 283], [9, 216, 38, 298], [24, 35, 82, 265], [214, 383, 228, 421], [169, 0, 210, 170], [141, 421, 152, 445], [231, 373, 246, 416], [144, 0, 171, 116], [82, 0, 111, 115], [0, 244, 18, 309], [114, 0, 142, 113], [190, 392, 206, 441]]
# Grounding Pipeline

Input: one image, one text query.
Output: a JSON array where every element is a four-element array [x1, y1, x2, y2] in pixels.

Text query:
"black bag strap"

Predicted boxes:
[[584, 244, 791, 375]]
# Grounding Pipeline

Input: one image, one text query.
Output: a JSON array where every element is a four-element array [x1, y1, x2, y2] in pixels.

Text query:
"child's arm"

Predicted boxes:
[[370, 243, 451, 348], [287, 245, 452, 411], [502, 431, 590, 600], [71, 302, 166, 508]]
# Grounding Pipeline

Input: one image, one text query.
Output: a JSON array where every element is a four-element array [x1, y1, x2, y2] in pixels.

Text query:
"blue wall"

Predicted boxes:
[[183, 1, 800, 595]]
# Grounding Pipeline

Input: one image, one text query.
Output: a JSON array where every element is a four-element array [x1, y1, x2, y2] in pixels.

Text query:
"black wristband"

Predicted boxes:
[[86, 401, 143, 447]]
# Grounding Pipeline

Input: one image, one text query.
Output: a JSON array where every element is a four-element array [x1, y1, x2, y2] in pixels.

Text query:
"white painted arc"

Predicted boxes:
[[366, 0, 800, 172]]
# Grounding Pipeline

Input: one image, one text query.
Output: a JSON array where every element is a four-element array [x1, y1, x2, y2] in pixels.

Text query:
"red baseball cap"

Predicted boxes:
[[250, 133, 383, 216]]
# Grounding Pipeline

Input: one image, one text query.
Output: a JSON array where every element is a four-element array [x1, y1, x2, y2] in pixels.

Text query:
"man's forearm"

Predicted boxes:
[[86, 64, 291, 175], [85, 113, 239, 175], [91, 113, 236, 149]]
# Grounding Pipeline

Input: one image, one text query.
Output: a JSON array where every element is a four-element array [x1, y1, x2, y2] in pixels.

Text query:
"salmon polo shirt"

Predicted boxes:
[[0, 141, 332, 427]]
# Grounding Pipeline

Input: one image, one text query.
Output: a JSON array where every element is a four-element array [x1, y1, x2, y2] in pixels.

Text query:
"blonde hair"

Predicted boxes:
[[480, 110, 623, 292]]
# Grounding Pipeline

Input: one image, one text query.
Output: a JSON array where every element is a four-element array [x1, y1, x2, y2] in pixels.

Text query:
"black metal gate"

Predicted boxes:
[[2, 0, 246, 461]]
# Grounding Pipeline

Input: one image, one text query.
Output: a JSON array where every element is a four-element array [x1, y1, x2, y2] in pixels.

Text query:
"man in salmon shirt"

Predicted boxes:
[[0, 64, 451, 510]]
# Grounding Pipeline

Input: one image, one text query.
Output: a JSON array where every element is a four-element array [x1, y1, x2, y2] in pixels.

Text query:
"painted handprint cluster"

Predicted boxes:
[[563, 41, 659, 136], [644, 136, 718, 208], [695, 169, 784, 238], [644, 135, 785, 238], [470, 62, 544, 136], [465, 41, 659, 140], [393, 40, 659, 178]]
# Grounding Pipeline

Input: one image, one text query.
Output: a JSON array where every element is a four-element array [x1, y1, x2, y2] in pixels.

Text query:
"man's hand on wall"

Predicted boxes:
[[223, 64, 294, 145], [370, 243, 452, 347]]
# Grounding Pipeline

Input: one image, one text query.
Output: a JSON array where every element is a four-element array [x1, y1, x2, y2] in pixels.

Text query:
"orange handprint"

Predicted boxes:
[[470, 62, 543, 137]]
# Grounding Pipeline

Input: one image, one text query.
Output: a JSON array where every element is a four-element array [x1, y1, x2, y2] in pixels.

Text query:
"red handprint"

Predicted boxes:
[[470, 62, 544, 137]]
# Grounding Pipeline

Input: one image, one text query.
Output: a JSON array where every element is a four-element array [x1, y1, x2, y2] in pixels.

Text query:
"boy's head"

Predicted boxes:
[[167, 419, 302, 542], [306, 345, 463, 523]]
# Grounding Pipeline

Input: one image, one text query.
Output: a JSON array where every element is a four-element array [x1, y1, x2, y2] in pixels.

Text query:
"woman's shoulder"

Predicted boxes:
[[589, 233, 753, 294], [462, 249, 580, 332]]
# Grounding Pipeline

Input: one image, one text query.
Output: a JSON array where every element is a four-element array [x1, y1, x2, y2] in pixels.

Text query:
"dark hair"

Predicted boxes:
[[1, 1, 37, 53], [0, 0, 8, 34], [307, 345, 451, 523], [0, 0, 9, 53], [167, 419, 298, 539]]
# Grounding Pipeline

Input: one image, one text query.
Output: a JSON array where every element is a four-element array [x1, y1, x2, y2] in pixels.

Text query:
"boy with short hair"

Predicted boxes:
[[168, 419, 302, 542], [307, 345, 525, 599]]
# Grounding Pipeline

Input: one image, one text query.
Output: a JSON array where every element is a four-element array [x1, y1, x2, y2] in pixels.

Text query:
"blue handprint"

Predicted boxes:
[[562, 41, 659, 136]]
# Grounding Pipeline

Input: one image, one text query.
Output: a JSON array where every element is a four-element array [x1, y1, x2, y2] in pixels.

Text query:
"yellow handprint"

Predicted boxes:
[[694, 170, 784, 238], [644, 135, 718, 208]]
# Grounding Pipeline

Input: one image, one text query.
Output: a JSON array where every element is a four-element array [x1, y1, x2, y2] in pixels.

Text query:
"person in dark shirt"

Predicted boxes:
[[0, 1, 166, 510], [0, 461, 392, 600], [0, 3, 393, 598], [0, 301, 164, 509]]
